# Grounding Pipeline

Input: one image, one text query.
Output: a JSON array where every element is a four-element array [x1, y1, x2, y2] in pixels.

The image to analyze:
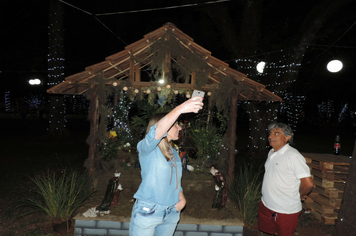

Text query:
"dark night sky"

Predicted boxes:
[[1, 0, 356, 110]]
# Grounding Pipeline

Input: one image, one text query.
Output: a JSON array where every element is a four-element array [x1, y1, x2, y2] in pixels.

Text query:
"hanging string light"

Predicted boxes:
[[48, 1, 67, 133], [234, 48, 303, 150]]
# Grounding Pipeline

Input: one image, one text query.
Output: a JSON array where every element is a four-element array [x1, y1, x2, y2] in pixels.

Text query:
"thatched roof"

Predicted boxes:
[[47, 22, 281, 103]]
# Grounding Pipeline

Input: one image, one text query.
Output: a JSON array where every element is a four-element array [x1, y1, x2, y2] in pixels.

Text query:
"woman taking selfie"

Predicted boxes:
[[129, 96, 204, 236]]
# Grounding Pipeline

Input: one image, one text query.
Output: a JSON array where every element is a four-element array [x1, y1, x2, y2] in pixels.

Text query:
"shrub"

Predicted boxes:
[[13, 167, 93, 222], [229, 163, 263, 226], [188, 123, 222, 162]]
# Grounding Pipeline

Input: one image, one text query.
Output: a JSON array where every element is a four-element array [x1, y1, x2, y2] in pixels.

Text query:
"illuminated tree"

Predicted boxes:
[[48, 0, 66, 135]]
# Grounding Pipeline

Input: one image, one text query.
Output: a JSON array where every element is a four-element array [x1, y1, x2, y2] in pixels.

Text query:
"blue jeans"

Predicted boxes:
[[129, 199, 180, 236]]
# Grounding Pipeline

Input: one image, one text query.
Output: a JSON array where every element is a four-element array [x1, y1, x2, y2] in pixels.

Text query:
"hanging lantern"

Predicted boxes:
[[123, 86, 128, 91], [134, 89, 139, 93], [146, 89, 151, 94]]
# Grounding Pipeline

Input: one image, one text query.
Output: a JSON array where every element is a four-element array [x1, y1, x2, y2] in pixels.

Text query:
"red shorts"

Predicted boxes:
[[258, 201, 301, 236]]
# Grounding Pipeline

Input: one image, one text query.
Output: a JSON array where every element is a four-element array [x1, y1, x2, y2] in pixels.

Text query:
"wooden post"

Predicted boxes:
[[113, 92, 118, 106], [164, 52, 171, 81], [227, 88, 238, 184], [134, 64, 141, 82], [129, 56, 134, 82], [207, 95, 213, 124], [87, 83, 99, 177], [191, 71, 196, 85]]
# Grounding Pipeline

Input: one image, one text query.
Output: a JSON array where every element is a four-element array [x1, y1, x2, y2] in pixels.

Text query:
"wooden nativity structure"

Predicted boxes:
[[47, 22, 282, 182]]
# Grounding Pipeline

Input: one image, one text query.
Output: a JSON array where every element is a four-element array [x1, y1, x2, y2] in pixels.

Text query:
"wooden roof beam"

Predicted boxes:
[[103, 80, 214, 91], [205, 55, 229, 69], [125, 38, 153, 56], [238, 93, 248, 100], [224, 67, 247, 79], [144, 25, 169, 40], [85, 61, 110, 75], [208, 74, 222, 83], [187, 41, 211, 56], [206, 61, 228, 76], [105, 50, 129, 65]]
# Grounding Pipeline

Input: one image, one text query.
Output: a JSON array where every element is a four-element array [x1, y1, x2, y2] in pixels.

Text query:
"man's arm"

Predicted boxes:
[[300, 177, 314, 201]]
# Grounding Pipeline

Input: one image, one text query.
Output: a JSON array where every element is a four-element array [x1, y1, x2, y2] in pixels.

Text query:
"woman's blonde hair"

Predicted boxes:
[[146, 113, 173, 161]]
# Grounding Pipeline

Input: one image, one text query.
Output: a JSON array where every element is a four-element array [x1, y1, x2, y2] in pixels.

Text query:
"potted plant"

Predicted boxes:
[[13, 167, 93, 234]]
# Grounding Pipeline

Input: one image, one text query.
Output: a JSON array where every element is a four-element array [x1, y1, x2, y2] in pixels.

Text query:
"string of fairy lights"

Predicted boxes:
[[234, 50, 304, 150], [318, 101, 334, 123], [109, 91, 135, 144], [280, 93, 306, 130], [47, 3, 67, 132], [244, 100, 279, 150]]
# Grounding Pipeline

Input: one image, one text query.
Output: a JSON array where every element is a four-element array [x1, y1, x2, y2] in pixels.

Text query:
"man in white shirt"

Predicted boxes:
[[258, 122, 313, 236]]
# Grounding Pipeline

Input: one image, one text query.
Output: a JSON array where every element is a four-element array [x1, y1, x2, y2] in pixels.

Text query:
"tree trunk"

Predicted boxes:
[[332, 139, 356, 236]]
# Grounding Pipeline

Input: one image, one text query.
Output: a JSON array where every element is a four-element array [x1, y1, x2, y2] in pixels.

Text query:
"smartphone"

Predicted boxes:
[[192, 90, 205, 99]]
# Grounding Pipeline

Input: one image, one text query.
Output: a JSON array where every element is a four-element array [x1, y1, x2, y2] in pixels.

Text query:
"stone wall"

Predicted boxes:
[[74, 219, 244, 236]]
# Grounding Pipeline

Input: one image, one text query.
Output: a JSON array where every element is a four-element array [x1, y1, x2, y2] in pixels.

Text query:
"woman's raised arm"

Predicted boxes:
[[155, 97, 203, 140]]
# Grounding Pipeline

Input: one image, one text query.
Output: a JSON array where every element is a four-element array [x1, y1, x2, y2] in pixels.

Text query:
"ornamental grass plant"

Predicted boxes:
[[229, 162, 263, 227], [11, 167, 93, 224]]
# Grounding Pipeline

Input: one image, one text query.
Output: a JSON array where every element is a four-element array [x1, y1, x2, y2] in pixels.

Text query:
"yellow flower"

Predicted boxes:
[[108, 131, 117, 139]]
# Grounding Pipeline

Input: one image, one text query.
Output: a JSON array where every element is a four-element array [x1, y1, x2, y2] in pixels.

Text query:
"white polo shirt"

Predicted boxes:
[[261, 144, 311, 214]]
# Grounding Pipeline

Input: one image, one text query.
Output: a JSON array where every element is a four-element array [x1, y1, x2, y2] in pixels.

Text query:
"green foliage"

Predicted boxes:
[[215, 112, 229, 134], [229, 163, 263, 227], [130, 99, 172, 132], [99, 134, 123, 161], [188, 122, 223, 163], [12, 168, 93, 222]]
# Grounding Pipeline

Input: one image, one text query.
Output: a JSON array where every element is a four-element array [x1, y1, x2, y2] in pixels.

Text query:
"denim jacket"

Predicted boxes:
[[133, 124, 183, 206]]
